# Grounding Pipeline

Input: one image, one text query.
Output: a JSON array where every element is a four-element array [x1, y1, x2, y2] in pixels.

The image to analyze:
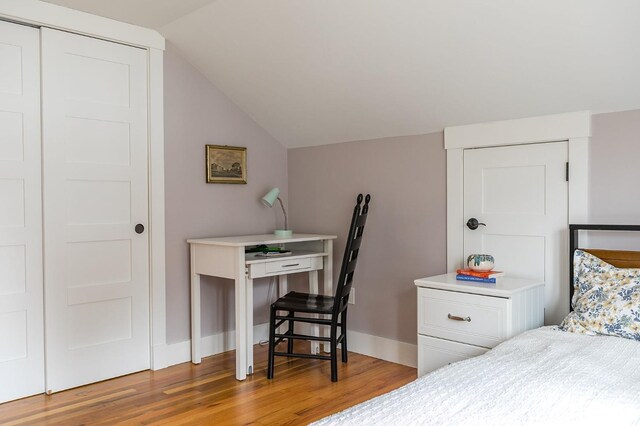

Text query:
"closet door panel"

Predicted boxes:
[[41, 28, 150, 393], [0, 21, 44, 404]]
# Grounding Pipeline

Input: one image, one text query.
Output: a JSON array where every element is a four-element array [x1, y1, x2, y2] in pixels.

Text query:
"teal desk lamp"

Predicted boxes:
[[261, 188, 293, 237]]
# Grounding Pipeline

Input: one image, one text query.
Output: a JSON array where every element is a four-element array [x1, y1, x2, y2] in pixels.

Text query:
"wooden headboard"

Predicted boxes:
[[581, 249, 640, 269], [569, 224, 640, 308]]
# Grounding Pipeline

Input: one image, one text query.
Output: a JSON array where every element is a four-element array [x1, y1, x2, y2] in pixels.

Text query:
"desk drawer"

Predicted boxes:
[[248, 256, 322, 279], [418, 288, 509, 348], [265, 257, 311, 273]]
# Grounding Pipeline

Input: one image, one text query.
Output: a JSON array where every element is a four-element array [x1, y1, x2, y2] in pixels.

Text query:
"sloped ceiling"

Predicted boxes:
[[44, 0, 640, 147]]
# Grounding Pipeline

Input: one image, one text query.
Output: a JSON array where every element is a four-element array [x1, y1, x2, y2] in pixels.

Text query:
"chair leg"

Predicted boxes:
[[341, 309, 348, 363], [330, 322, 338, 382], [287, 311, 294, 354], [267, 306, 276, 379]]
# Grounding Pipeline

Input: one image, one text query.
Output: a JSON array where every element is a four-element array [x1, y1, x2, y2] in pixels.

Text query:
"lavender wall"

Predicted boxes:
[[590, 109, 640, 223], [288, 134, 447, 344], [164, 43, 288, 344], [587, 109, 640, 249]]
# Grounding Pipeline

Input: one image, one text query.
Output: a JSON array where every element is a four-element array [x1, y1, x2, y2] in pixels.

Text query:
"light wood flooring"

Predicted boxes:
[[0, 342, 416, 425]]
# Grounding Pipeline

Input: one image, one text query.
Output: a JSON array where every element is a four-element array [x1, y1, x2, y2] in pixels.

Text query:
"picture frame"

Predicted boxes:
[[205, 145, 247, 184]]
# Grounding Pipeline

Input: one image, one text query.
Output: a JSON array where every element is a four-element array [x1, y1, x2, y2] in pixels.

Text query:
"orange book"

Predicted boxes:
[[456, 269, 505, 279]]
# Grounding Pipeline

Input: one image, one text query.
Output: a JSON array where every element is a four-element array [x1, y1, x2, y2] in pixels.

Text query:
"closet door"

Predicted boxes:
[[0, 20, 44, 404], [41, 28, 150, 392]]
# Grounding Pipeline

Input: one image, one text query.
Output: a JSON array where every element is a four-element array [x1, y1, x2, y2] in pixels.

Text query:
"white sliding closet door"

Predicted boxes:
[[42, 28, 150, 392], [0, 20, 44, 404]]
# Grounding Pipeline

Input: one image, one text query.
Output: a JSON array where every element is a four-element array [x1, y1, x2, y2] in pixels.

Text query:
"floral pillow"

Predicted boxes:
[[559, 249, 640, 341]]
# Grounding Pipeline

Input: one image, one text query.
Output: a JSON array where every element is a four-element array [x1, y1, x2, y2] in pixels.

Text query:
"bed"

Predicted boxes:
[[313, 224, 640, 425]]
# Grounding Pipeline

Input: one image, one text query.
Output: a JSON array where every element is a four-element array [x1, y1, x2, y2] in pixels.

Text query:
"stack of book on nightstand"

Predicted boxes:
[[456, 269, 505, 284]]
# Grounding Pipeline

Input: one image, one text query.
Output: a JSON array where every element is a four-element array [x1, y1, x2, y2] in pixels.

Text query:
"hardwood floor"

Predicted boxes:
[[0, 343, 416, 425]]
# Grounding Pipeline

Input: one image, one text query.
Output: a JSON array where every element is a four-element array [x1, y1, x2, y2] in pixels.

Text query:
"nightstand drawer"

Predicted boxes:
[[418, 335, 488, 376], [418, 287, 509, 348]]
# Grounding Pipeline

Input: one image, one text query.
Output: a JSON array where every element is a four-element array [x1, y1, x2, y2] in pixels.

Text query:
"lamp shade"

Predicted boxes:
[[261, 187, 280, 207]]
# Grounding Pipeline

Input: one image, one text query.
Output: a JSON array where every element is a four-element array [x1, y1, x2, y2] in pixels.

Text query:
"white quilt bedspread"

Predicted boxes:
[[312, 327, 640, 425]]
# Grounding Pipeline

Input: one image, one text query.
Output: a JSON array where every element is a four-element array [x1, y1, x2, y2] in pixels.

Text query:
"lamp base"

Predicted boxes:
[[274, 229, 293, 237]]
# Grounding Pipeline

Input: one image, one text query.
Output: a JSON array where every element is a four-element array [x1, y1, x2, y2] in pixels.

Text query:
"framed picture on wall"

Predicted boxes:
[[205, 145, 247, 184]]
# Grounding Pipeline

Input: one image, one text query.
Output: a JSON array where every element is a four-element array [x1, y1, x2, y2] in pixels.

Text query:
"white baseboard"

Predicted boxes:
[[151, 344, 170, 370], [292, 323, 417, 368], [155, 323, 417, 370], [347, 330, 417, 368], [157, 322, 270, 368]]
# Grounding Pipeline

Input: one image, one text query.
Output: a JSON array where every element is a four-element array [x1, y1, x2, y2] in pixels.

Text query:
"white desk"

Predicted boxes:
[[188, 233, 337, 380]]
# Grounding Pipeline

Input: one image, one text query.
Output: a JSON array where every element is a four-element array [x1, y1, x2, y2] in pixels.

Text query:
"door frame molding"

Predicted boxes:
[[0, 2, 169, 370], [444, 111, 591, 271]]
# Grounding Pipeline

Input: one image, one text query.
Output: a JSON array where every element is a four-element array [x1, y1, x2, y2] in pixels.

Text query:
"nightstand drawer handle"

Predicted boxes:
[[448, 314, 471, 322], [282, 263, 300, 268]]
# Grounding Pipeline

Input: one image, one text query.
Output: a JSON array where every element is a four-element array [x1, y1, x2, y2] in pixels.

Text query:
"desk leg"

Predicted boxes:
[[278, 274, 288, 296], [323, 239, 333, 353], [309, 270, 319, 354], [190, 249, 201, 364], [235, 247, 247, 381], [246, 276, 254, 375]]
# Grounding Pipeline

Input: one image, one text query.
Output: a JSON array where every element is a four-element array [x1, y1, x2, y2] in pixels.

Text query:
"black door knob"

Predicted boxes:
[[135, 224, 145, 234], [466, 218, 486, 230]]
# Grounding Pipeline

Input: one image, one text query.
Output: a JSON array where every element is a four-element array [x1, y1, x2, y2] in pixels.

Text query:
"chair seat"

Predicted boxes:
[[272, 291, 335, 314]]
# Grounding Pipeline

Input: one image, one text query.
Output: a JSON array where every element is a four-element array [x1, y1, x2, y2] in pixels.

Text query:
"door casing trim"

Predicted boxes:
[[445, 111, 590, 271]]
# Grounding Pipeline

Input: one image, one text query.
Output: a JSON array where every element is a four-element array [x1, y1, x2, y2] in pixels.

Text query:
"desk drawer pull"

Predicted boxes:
[[282, 263, 300, 268], [448, 313, 471, 322]]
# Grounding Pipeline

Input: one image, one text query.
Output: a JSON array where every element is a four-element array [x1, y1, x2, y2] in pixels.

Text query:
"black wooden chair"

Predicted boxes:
[[267, 193, 371, 382]]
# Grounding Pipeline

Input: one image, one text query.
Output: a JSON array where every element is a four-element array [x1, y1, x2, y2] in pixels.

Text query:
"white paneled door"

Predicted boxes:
[[464, 142, 568, 325], [0, 20, 44, 404], [42, 28, 150, 392]]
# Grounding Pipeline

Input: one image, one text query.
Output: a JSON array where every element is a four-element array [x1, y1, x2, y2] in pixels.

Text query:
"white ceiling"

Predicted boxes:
[[43, 0, 640, 148]]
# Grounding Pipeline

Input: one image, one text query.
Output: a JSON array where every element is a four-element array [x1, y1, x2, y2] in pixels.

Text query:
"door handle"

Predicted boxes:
[[466, 218, 486, 230], [135, 224, 145, 234]]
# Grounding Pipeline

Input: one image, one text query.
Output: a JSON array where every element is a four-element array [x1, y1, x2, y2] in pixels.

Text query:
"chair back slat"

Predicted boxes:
[[355, 214, 368, 228], [350, 235, 363, 251], [346, 258, 358, 275], [333, 194, 371, 315]]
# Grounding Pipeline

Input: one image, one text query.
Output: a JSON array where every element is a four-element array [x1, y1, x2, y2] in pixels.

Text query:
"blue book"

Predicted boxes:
[[456, 274, 496, 284]]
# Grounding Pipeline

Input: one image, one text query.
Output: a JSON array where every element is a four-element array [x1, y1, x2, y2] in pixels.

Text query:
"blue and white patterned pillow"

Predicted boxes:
[[559, 249, 640, 341]]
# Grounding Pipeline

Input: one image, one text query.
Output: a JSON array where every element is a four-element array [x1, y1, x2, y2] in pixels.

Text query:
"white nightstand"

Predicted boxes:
[[414, 273, 545, 377]]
